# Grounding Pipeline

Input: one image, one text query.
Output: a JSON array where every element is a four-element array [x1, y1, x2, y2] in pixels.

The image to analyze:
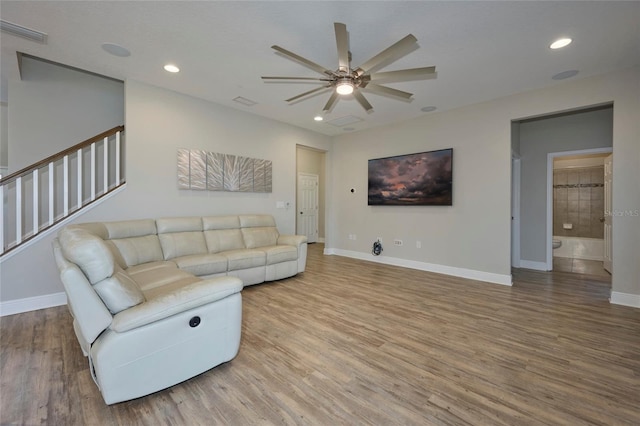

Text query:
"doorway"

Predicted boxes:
[[296, 145, 326, 243], [547, 149, 612, 276]]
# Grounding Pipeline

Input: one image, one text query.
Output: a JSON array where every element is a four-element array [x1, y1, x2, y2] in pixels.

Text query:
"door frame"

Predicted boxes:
[[511, 152, 521, 268], [546, 147, 612, 270]]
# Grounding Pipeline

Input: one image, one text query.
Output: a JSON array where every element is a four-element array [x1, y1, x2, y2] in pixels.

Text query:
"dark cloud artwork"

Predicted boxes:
[[368, 149, 453, 206]]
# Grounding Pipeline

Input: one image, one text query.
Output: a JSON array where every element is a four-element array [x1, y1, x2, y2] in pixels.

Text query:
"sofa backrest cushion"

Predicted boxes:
[[157, 217, 207, 259], [238, 215, 279, 249], [93, 269, 146, 314], [159, 232, 208, 260], [58, 227, 115, 284], [202, 215, 240, 230], [204, 229, 245, 253], [103, 219, 158, 239], [110, 236, 164, 268], [241, 227, 279, 249], [239, 215, 276, 228]]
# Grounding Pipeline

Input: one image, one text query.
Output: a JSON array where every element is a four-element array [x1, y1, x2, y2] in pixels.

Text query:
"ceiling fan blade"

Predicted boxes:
[[364, 83, 413, 100], [353, 90, 373, 112], [334, 23, 350, 73], [322, 91, 340, 112], [271, 45, 334, 76], [286, 85, 332, 102], [369, 66, 436, 82], [262, 76, 333, 81], [356, 34, 418, 75]]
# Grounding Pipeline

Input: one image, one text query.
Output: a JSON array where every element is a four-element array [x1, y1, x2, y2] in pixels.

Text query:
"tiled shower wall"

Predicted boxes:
[[553, 166, 604, 238]]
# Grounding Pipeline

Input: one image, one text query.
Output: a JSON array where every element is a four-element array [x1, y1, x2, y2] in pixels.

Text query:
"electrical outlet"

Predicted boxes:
[[348, 234, 357, 240], [394, 239, 403, 246], [416, 241, 422, 249]]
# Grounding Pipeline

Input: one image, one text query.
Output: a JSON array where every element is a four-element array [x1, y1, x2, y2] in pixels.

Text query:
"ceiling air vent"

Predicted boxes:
[[1, 20, 48, 44]]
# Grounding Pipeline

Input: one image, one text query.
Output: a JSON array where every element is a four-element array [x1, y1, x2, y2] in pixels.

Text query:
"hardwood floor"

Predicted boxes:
[[1, 243, 639, 425]]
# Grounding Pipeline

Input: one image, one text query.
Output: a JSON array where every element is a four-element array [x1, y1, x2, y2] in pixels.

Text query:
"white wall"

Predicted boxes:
[[7, 57, 124, 173], [0, 80, 332, 302], [519, 107, 613, 264], [329, 67, 639, 300]]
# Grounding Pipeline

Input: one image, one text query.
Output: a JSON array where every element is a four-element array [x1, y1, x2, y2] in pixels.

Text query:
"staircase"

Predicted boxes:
[[0, 126, 125, 257]]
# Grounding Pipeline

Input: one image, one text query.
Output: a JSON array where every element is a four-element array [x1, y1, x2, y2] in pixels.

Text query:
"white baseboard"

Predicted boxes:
[[323, 248, 512, 286], [519, 260, 549, 271], [610, 292, 640, 308], [0, 292, 67, 317]]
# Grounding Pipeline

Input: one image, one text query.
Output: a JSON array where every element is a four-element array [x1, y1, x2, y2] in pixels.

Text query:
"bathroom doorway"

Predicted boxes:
[[548, 149, 612, 277]]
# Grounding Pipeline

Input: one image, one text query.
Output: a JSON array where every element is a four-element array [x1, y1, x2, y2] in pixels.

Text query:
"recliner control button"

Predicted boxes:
[[189, 316, 201, 327]]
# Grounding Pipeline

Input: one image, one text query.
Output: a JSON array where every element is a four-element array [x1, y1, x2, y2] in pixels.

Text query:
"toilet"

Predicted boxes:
[[552, 239, 562, 249]]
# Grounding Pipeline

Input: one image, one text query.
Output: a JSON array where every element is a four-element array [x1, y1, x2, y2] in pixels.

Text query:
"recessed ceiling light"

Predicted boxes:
[[164, 64, 180, 73], [314, 116, 323, 122], [421, 106, 437, 113], [102, 43, 130, 57], [550, 38, 572, 49], [552, 70, 579, 80]]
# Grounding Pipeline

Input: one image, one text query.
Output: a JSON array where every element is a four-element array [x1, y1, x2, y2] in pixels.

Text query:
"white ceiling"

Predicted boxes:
[[1, 1, 639, 136]]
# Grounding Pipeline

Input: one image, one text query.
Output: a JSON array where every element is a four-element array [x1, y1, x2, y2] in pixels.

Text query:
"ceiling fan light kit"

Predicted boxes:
[[262, 22, 436, 113]]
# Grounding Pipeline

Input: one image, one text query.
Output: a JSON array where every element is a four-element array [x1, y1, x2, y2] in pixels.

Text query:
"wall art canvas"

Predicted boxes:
[[368, 148, 453, 206], [177, 149, 272, 193]]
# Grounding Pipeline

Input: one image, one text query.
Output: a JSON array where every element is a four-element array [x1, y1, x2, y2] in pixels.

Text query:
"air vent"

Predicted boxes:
[[1, 20, 47, 44], [326, 115, 363, 127], [233, 96, 257, 107]]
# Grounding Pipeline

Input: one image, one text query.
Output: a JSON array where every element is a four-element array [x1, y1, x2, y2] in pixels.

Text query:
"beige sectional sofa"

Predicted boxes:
[[52, 214, 307, 404]]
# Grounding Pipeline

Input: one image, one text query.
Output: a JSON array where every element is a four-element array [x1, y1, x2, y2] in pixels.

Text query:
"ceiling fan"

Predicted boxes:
[[262, 22, 436, 113]]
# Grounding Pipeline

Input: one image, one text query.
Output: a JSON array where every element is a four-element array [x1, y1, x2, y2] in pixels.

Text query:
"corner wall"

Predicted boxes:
[[328, 67, 639, 303], [0, 80, 331, 306]]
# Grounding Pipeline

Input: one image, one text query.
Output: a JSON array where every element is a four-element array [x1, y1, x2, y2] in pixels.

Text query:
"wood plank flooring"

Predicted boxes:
[[1, 243, 639, 425]]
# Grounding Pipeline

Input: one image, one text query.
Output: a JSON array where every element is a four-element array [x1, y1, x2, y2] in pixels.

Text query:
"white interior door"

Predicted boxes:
[[297, 173, 318, 243], [603, 154, 613, 273]]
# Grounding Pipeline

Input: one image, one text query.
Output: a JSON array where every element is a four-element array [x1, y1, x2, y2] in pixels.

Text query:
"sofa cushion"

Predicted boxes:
[[158, 232, 208, 260], [58, 227, 114, 284], [126, 260, 177, 275], [260, 245, 298, 265], [221, 249, 266, 271], [156, 217, 202, 233], [239, 214, 276, 228], [202, 215, 240, 230], [173, 254, 228, 276], [93, 270, 146, 314], [204, 229, 245, 253], [241, 227, 279, 249], [110, 235, 164, 268], [103, 219, 158, 239], [128, 266, 198, 292]]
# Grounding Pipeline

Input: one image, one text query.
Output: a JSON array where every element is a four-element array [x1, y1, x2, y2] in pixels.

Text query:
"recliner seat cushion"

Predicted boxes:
[[259, 245, 298, 265], [221, 249, 266, 271], [173, 254, 228, 276], [204, 229, 245, 253]]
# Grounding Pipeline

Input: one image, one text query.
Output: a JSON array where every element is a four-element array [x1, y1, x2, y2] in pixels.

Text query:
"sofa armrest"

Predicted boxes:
[[110, 276, 243, 332], [277, 234, 307, 249]]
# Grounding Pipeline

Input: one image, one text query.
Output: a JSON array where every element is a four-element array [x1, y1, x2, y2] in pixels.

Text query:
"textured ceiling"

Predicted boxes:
[[1, 1, 639, 136]]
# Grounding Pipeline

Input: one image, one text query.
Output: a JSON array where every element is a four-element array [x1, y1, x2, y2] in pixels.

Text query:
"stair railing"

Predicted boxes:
[[0, 125, 125, 257]]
